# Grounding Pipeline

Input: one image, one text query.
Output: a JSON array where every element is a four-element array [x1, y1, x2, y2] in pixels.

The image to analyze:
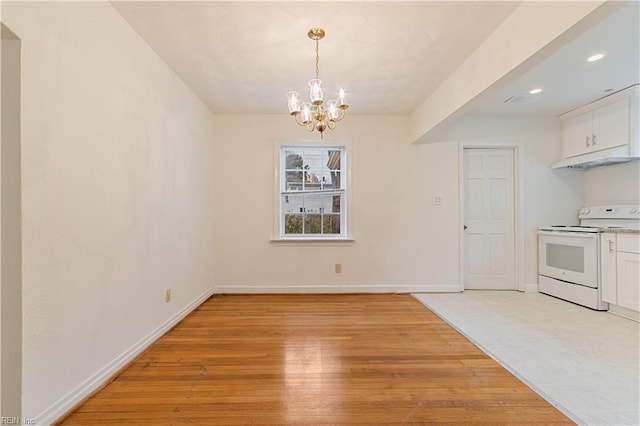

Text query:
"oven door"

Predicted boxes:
[[538, 230, 599, 288]]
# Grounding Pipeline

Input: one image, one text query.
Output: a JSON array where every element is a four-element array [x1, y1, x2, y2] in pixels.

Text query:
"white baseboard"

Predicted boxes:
[[214, 284, 461, 294], [607, 304, 640, 322], [349, 284, 461, 293], [213, 285, 338, 294], [524, 283, 539, 293], [35, 287, 214, 426]]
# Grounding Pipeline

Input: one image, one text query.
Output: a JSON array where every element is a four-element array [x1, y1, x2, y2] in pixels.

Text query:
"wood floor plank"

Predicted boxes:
[[57, 294, 573, 425]]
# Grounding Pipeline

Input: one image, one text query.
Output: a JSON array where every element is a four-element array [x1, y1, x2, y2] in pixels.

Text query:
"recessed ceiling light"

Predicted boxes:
[[529, 88, 543, 95], [587, 53, 605, 62]]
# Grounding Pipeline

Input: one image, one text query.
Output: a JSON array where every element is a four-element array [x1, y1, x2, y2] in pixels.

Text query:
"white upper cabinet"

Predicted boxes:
[[560, 85, 638, 160], [563, 110, 598, 158], [593, 98, 631, 151]]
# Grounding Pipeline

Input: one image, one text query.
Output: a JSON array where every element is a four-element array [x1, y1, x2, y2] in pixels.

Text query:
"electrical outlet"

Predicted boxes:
[[432, 195, 443, 206], [335, 263, 342, 274], [165, 288, 171, 303]]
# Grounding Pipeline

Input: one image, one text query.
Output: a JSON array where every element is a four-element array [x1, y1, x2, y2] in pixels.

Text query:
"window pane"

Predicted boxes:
[[304, 214, 322, 234], [285, 171, 304, 191], [326, 150, 341, 189], [332, 195, 341, 213], [283, 194, 304, 214], [304, 171, 321, 187], [284, 214, 303, 234], [331, 171, 341, 189], [284, 151, 306, 169], [327, 150, 341, 171], [304, 193, 337, 214], [323, 214, 341, 234]]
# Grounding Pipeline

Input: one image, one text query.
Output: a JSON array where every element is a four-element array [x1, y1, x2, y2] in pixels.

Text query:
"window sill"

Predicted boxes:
[[270, 238, 355, 246]]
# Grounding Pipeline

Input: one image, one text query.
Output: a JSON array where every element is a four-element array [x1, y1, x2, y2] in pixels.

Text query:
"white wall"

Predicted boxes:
[[2, 2, 216, 422], [1, 23, 23, 419], [212, 114, 460, 293], [211, 113, 584, 292], [584, 161, 640, 205], [424, 115, 584, 287]]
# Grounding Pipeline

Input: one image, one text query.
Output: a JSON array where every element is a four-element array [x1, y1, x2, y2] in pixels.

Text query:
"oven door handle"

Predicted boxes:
[[537, 230, 598, 238]]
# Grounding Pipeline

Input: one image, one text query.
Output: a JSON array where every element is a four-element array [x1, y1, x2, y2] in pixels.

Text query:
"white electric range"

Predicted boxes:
[[537, 205, 640, 310]]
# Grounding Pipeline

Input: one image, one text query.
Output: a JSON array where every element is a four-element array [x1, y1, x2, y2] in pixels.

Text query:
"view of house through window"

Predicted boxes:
[[280, 145, 346, 238]]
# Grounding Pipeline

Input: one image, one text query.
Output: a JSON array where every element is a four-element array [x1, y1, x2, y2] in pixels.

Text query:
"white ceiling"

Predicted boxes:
[[111, 1, 639, 118], [110, 1, 520, 115], [472, 1, 640, 116]]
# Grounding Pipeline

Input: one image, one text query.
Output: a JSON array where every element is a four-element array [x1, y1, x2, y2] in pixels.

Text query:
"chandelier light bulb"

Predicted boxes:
[[287, 91, 301, 114], [327, 100, 339, 121], [308, 79, 323, 105], [338, 88, 348, 109], [300, 103, 312, 125]]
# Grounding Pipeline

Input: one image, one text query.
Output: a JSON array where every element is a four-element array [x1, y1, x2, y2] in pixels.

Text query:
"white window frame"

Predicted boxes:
[[272, 139, 353, 242]]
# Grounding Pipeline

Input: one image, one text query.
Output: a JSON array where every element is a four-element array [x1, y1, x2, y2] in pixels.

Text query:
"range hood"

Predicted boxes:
[[551, 145, 639, 169]]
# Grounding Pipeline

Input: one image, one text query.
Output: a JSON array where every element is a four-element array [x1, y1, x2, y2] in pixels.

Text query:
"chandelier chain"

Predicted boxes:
[[315, 39, 320, 80]]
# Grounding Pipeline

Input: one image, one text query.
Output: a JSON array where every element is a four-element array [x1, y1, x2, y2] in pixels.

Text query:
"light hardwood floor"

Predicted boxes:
[[58, 294, 572, 424]]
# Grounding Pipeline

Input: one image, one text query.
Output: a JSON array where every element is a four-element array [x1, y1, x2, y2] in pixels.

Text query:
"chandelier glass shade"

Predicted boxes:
[[287, 28, 348, 137]]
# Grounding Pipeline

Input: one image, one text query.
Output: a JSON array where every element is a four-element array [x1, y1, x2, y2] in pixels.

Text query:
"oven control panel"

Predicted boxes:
[[579, 205, 640, 219]]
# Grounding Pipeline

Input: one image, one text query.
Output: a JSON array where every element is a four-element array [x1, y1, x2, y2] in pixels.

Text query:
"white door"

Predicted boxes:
[[463, 148, 515, 289]]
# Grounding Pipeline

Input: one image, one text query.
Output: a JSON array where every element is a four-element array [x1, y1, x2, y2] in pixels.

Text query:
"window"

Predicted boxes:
[[279, 144, 347, 239]]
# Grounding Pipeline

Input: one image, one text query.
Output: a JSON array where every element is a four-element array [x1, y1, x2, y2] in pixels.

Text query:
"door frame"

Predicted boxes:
[[458, 141, 525, 292]]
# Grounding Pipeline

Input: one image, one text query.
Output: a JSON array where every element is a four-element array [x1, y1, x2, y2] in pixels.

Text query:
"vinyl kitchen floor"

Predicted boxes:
[[412, 291, 639, 426]]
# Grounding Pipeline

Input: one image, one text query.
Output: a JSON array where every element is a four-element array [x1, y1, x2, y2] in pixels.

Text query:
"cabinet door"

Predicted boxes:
[[593, 98, 630, 152], [562, 112, 593, 158], [617, 251, 640, 312], [600, 234, 617, 304]]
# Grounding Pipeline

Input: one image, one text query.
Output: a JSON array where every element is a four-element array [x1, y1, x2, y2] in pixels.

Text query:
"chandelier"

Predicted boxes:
[[287, 27, 348, 137]]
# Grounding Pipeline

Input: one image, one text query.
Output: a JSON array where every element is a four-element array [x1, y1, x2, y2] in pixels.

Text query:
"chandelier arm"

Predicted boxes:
[[327, 120, 336, 131], [293, 113, 309, 127]]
